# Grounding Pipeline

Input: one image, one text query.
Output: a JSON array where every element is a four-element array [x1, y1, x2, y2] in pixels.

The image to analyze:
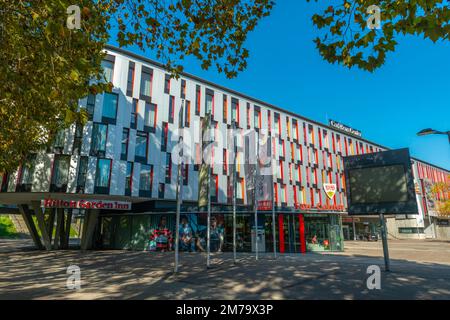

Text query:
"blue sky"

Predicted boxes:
[[109, 1, 450, 170]]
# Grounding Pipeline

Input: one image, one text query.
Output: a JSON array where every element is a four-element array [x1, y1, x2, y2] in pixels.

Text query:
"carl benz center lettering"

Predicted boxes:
[[0, 45, 448, 253]]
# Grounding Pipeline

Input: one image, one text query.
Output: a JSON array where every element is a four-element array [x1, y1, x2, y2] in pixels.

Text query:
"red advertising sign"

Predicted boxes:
[[41, 198, 132, 210], [294, 203, 345, 212]]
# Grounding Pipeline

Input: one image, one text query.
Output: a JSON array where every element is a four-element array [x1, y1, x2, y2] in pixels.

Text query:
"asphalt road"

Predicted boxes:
[[0, 239, 449, 300]]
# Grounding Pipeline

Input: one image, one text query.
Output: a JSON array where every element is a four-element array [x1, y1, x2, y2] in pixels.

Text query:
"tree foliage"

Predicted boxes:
[[431, 176, 450, 216], [307, 0, 450, 71], [0, 0, 274, 172], [0, 0, 110, 172], [102, 0, 274, 78]]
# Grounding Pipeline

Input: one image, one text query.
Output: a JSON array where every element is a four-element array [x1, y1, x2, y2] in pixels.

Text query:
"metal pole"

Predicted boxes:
[[254, 138, 259, 261], [271, 141, 277, 259], [232, 121, 237, 264], [379, 213, 390, 272], [352, 218, 357, 240], [174, 161, 182, 273], [174, 100, 185, 273], [206, 112, 212, 269]]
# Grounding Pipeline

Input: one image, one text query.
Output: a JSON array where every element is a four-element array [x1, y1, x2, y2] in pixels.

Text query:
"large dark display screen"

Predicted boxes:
[[348, 165, 408, 204], [344, 148, 418, 215]]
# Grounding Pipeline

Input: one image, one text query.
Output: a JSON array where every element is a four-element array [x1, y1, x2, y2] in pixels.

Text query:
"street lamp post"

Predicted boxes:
[[416, 127, 449, 239], [417, 128, 450, 144]]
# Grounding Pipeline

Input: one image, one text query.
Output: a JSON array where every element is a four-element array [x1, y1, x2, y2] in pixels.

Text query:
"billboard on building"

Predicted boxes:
[[255, 133, 274, 210], [344, 148, 418, 215], [198, 114, 212, 208]]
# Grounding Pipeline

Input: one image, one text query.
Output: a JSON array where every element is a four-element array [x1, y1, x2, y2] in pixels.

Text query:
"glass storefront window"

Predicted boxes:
[[304, 214, 343, 252]]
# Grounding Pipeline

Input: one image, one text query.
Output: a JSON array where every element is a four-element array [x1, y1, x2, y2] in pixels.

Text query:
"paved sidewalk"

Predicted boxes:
[[0, 239, 449, 300]]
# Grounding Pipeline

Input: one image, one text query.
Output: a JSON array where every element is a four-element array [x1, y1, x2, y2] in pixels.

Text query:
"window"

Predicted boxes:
[[73, 123, 83, 155], [53, 129, 65, 153], [161, 122, 168, 152], [158, 183, 165, 199], [223, 149, 228, 175], [95, 158, 111, 194], [140, 67, 153, 99], [281, 185, 286, 204], [76, 156, 88, 193], [126, 61, 135, 96], [125, 162, 133, 196], [211, 174, 218, 201], [286, 118, 291, 138], [144, 102, 157, 131], [165, 153, 172, 183], [205, 89, 214, 115], [183, 164, 189, 186], [130, 99, 138, 129], [164, 74, 171, 94], [254, 108, 261, 129], [231, 98, 239, 126], [90, 123, 107, 157], [195, 85, 201, 116], [101, 58, 114, 83], [121, 128, 129, 161], [274, 114, 280, 136], [50, 155, 70, 192], [293, 120, 299, 141], [267, 110, 271, 133], [237, 178, 244, 199], [277, 140, 282, 158], [86, 94, 95, 120], [180, 79, 186, 98], [139, 164, 153, 197], [135, 131, 148, 162], [246, 103, 251, 128], [102, 92, 118, 124], [223, 94, 228, 124], [271, 183, 278, 204], [168, 95, 175, 124], [17, 155, 36, 192], [184, 100, 191, 127], [323, 130, 329, 150], [308, 124, 314, 145]]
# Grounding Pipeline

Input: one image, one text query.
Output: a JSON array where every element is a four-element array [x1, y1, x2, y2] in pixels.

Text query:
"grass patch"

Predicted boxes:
[[0, 216, 19, 238]]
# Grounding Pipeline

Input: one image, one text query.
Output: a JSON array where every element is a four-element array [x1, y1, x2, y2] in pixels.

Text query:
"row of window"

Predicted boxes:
[[103, 54, 382, 159]]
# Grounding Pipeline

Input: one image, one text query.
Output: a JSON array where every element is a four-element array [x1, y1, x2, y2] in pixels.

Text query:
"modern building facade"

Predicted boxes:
[[0, 45, 449, 252]]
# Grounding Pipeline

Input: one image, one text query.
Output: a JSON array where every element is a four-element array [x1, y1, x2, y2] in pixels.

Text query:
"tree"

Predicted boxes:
[[102, 0, 274, 78], [0, 0, 274, 172], [431, 176, 450, 217], [0, 0, 110, 172], [307, 0, 450, 72]]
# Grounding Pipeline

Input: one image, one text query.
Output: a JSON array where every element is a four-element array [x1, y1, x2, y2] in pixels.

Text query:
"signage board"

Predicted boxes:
[[323, 183, 337, 199], [41, 198, 132, 210], [329, 120, 362, 138], [343, 148, 418, 215]]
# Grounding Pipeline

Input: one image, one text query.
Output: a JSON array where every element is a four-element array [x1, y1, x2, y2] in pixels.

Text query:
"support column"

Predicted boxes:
[[54, 208, 64, 249], [80, 210, 99, 250], [46, 208, 56, 244], [18, 205, 43, 250], [62, 209, 73, 249], [299, 213, 306, 254], [278, 214, 285, 254], [31, 201, 52, 251]]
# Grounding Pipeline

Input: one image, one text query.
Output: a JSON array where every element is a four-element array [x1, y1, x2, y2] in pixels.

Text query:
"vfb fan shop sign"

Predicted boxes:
[[41, 199, 132, 210], [323, 183, 337, 200]]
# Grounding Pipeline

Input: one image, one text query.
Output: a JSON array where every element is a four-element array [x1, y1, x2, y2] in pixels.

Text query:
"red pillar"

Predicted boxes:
[[299, 213, 306, 254], [278, 214, 285, 253]]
